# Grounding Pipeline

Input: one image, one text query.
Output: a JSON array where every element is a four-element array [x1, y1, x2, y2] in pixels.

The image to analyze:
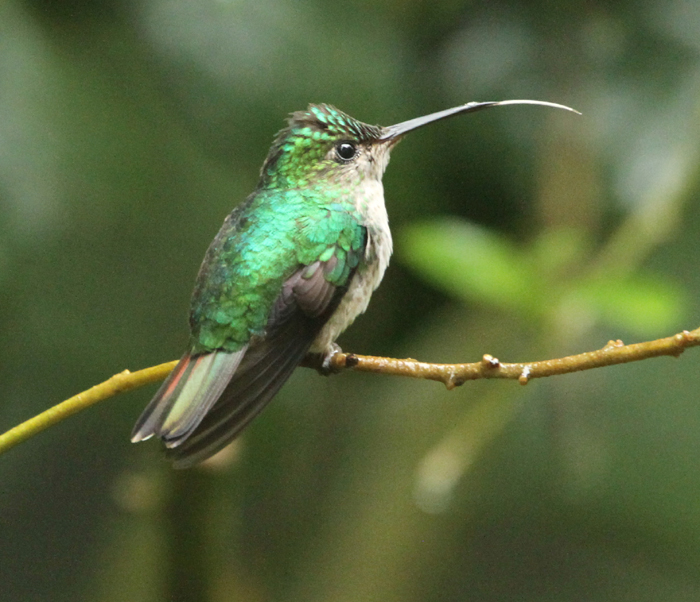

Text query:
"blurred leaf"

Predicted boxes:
[[398, 218, 540, 315], [568, 273, 688, 336], [530, 226, 591, 277]]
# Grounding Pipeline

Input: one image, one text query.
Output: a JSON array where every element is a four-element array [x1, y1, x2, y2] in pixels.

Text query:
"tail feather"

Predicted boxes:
[[166, 319, 314, 468], [130, 347, 246, 445], [130, 351, 193, 443], [162, 348, 247, 446]]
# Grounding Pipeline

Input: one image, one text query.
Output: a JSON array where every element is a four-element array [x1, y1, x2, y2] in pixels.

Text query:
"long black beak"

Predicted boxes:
[[379, 99, 580, 141]]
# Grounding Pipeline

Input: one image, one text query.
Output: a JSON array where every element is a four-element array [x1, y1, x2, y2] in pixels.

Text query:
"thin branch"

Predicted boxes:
[[0, 361, 178, 456], [309, 327, 700, 387], [1, 327, 698, 458]]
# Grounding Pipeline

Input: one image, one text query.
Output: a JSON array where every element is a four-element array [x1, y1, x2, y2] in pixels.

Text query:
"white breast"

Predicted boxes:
[[309, 179, 393, 353]]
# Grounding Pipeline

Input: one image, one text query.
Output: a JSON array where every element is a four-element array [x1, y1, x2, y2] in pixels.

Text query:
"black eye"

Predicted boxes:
[[335, 142, 357, 162]]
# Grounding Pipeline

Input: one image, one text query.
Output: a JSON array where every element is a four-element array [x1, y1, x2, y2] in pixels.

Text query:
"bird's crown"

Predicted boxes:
[[259, 104, 381, 189]]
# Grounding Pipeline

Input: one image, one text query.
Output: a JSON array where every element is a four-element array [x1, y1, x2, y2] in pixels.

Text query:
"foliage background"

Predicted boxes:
[[2, 0, 700, 600]]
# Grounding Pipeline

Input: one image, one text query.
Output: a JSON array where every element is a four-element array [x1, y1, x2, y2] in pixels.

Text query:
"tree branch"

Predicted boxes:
[[1, 327, 698, 458]]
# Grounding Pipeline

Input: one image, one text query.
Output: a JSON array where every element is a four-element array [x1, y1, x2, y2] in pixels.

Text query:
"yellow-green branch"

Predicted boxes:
[[1, 327, 698, 458], [0, 361, 177, 456]]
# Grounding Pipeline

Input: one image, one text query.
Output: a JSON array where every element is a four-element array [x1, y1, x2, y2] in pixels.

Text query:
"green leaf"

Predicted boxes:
[[398, 218, 540, 314], [568, 274, 688, 336], [530, 227, 591, 276]]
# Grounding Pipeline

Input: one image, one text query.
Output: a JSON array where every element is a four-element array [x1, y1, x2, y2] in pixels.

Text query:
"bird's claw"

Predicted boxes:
[[318, 343, 343, 376]]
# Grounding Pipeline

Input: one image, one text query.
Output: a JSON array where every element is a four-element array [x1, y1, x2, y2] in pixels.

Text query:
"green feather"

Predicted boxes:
[[190, 187, 365, 353]]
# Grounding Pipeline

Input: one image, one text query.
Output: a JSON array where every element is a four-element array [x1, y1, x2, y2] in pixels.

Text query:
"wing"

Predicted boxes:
[[165, 252, 363, 468]]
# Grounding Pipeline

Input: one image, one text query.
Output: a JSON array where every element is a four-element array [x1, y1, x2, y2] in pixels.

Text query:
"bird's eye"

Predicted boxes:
[[335, 142, 357, 162]]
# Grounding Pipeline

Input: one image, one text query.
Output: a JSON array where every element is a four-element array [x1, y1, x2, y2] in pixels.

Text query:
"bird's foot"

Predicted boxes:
[[317, 343, 343, 376]]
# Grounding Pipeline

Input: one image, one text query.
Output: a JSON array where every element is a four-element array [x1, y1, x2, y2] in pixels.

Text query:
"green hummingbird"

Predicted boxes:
[[132, 99, 577, 467]]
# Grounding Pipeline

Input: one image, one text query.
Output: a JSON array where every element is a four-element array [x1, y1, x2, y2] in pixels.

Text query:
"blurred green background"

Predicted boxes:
[[2, 0, 700, 600]]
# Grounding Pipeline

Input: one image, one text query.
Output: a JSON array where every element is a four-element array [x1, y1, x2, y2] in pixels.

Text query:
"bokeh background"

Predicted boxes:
[[2, 0, 700, 600]]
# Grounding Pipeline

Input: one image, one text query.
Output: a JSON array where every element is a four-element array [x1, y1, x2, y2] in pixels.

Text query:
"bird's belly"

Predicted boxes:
[[309, 228, 392, 353]]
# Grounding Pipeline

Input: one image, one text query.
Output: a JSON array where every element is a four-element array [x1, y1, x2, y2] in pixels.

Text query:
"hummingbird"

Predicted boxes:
[[132, 99, 577, 467]]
